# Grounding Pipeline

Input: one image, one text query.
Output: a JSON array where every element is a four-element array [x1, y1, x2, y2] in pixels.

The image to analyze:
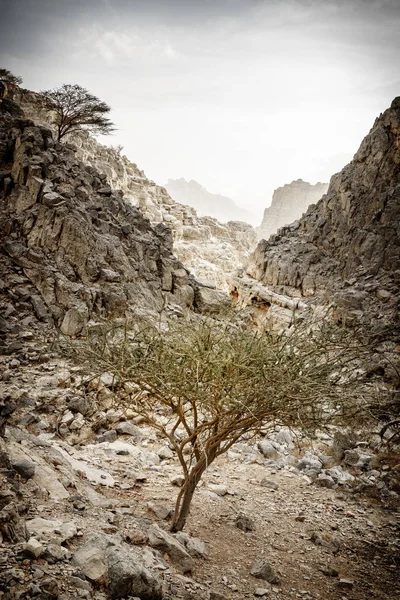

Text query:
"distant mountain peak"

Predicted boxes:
[[165, 178, 254, 224]]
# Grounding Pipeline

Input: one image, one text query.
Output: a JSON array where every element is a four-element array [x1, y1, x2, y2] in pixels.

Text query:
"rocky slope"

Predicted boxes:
[[0, 97, 233, 341], [257, 180, 328, 241], [8, 89, 257, 290], [1, 349, 399, 600], [165, 178, 254, 224], [243, 98, 400, 327]]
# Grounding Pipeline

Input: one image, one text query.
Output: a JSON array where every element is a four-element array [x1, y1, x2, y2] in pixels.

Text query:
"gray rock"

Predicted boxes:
[[25, 537, 44, 557], [147, 502, 172, 520], [69, 576, 93, 592], [343, 448, 372, 470], [174, 531, 208, 557], [250, 559, 280, 584], [60, 307, 88, 337], [107, 544, 162, 600], [158, 446, 174, 460], [258, 440, 281, 460], [73, 538, 107, 582], [210, 592, 229, 600], [26, 517, 77, 542], [235, 512, 255, 532], [45, 543, 72, 562], [254, 588, 270, 597], [148, 523, 194, 573], [12, 458, 36, 479], [325, 466, 355, 485], [115, 421, 144, 440], [194, 286, 230, 314], [260, 478, 278, 490], [67, 397, 89, 416], [96, 429, 117, 443], [338, 579, 354, 590], [316, 474, 335, 488], [171, 475, 184, 487], [333, 431, 357, 460], [207, 483, 228, 496], [296, 453, 323, 474]]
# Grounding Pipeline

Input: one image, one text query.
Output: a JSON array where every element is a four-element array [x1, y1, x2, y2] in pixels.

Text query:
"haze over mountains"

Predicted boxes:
[[165, 178, 257, 225]]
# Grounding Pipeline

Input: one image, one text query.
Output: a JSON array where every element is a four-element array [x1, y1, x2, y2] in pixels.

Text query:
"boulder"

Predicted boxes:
[[148, 523, 194, 573], [258, 440, 281, 460], [250, 559, 281, 584], [12, 458, 36, 479], [73, 533, 162, 599]]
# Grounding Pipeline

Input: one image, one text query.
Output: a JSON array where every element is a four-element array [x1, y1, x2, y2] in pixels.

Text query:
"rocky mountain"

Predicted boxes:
[[240, 98, 400, 328], [8, 90, 257, 291], [0, 89, 399, 600], [165, 178, 254, 224], [0, 97, 235, 342], [257, 180, 328, 241]]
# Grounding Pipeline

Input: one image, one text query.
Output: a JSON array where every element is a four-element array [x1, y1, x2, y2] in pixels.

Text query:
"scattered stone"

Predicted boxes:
[[26, 517, 77, 542], [25, 537, 44, 558], [235, 512, 255, 532], [115, 421, 144, 440], [158, 445, 174, 459], [258, 441, 281, 460], [315, 474, 335, 489], [96, 429, 117, 443], [207, 483, 228, 496], [45, 543, 72, 562], [68, 396, 89, 416], [12, 458, 36, 479], [338, 579, 354, 590], [260, 478, 278, 490], [254, 588, 270, 597], [250, 559, 281, 584], [147, 501, 172, 520], [321, 567, 339, 577], [148, 523, 194, 573], [171, 475, 185, 487]]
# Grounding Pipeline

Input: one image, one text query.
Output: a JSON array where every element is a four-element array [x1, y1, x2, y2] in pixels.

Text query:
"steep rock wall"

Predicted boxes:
[[0, 102, 199, 336], [257, 179, 328, 241], [10, 89, 257, 290], [245, 98, 400, 325]]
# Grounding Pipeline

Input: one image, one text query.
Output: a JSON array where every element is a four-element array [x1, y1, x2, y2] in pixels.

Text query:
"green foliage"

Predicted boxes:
[[41, 83, 115, 141], [0, 68, 23, 86], [68, 314, 375, 530]]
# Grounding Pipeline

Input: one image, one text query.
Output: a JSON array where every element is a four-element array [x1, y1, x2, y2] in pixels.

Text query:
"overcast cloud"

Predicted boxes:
[[1, 0, 399, 222]]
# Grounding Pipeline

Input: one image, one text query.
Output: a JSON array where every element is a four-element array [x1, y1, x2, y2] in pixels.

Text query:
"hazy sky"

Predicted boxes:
[[1, 0, 399, 223]]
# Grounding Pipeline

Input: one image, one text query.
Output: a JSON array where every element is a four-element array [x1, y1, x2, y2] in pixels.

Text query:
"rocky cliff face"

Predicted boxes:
[[257, 179, 328, 241], [0, 100, 205, 338], [244, 98, 400, 326], [72, 137, 257, 290], [165, 178, 254, 224], [9, 90, 257, 290]]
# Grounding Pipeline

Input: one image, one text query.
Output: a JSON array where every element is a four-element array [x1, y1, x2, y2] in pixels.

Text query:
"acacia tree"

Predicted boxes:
[[0, 69, 23, 86], [71, 315, 373, 532], [41, 84, 115, 141]]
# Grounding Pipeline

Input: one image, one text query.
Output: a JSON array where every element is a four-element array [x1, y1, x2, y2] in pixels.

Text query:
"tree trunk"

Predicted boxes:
[[170, 446, 219, 532], [170, 468, 203, 532]]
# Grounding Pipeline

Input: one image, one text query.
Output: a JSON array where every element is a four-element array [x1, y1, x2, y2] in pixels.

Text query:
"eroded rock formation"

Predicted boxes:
[[257, 179, 328, 241], [9, 89, 257, 290], [0, 101, 201, 337], [244, 98, 400, 326]]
